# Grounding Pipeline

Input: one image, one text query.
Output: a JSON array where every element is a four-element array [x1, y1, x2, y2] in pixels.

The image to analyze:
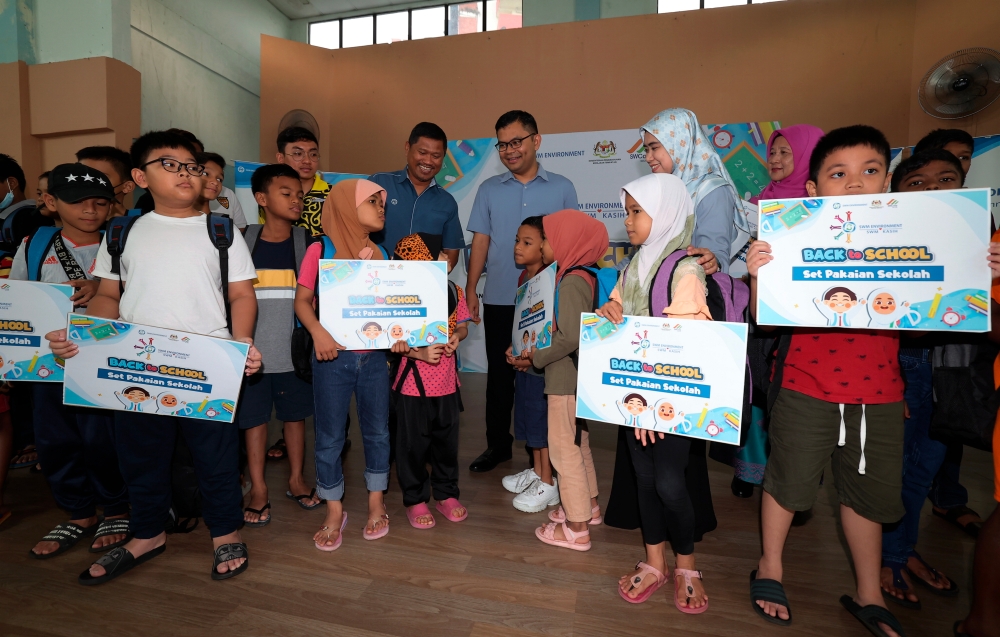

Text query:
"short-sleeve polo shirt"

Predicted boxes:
[[370, 168, 465, 256]]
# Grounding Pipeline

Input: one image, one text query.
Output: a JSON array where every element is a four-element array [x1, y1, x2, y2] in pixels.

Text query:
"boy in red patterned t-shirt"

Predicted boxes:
[[747, 126, 907, 637]]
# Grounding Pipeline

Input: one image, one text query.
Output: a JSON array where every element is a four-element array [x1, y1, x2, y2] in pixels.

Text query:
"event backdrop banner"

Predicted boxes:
[[234, 121, 777, 371], [232, 161, 366, 219], [512, 262, 555, 356], [575, 313, 747, 446], [756, 189, 992, 332], [62, 314, 250, 422], [0, 280, 73, 382], [317, 259, 449, 350]]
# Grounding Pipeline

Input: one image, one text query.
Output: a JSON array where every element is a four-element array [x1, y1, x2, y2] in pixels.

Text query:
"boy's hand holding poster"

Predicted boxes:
[[318, 259, 449, 350], [575, 313, 747, 446], [756, 189, 992, 332], [0, 280, 73, 382], [62, 314, 249, 423], [512, 263, 556, 356]]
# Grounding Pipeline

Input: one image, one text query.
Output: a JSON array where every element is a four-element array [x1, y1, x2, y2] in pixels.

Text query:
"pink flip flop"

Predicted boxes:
[[534, 521, 591, 551], [363, 510, 390, 540], [406, 503, 436, 529], [619, 561, 668, 604], [674, 568, 709, 614], [435, 498, 468, 523], [548, 505, 603, 526], [314, 513, 348, 552]]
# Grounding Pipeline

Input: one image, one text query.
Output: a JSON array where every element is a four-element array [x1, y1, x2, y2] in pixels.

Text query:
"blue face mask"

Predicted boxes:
[[0, 181, 12, 212]]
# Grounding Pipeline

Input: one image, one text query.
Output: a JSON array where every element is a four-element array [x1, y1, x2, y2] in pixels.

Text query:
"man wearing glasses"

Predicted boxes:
[[274, 127, 330, 236], [465, 110, 578, 473]]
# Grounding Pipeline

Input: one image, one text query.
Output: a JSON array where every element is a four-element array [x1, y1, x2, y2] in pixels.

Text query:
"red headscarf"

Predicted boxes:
[[542, 210, 609, 327]]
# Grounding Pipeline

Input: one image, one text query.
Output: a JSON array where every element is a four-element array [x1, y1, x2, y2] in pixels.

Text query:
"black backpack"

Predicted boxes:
[[930, 340, 999, 451]]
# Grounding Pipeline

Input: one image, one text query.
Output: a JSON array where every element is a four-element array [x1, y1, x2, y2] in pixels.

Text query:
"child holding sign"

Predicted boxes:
[[47, 131, 262, 586], [597, 173, 713, 614], [294, 179, 392, 550], [388, 233, 470, 528], [522, 210, 607, 552], [747, 126, 907, 636], [12, 163, 130, 559], [503, 216, 559, 513]]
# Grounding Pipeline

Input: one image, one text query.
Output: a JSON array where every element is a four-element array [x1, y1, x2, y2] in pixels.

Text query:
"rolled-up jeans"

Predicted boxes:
[[312, 350, 390, 501]]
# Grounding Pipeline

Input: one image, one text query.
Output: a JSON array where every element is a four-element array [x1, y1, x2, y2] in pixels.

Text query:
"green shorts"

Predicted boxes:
[[762, 388, 905, 524]]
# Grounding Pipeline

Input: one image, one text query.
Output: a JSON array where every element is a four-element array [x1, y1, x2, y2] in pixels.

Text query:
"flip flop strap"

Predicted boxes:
[[675, 569, 703, 596], [632, 561, 665, 585], [750, 578, 789, 605], [885, 562, 910, 590], [215, 542, 248, 562], [41, 522, 86, 542], [245, 503, 271, 515], [857, 604, 905, 633], [95, 519, 131, 538], [94, 547, 131, 574]]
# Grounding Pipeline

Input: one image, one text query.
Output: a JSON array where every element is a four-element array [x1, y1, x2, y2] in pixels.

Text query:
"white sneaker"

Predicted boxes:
[[502, 467, 540, 494], [513, 478, 560, 513]]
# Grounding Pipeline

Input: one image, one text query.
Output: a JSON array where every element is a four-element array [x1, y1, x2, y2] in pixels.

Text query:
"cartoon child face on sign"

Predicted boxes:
[[388, 323, 407, 341], [363, 322, 383, 341]]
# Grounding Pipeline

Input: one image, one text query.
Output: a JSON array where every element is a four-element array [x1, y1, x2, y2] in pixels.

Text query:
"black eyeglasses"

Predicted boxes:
[[141, 158, 205, 176], [494, 134, 536, 153]]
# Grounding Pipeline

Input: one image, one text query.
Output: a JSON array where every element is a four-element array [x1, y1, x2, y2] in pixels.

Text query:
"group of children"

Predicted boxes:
[[0, 117, 996, 637]]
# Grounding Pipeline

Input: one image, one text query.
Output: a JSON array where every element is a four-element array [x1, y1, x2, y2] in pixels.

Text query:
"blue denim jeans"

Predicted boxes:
[[882, 350, 948, 565], [312, 350, 390, 501]]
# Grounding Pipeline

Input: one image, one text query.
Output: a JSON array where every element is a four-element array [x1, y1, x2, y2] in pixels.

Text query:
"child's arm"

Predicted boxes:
[[45, 277, 122, 359], [746, 240, 774, 330], [228, 279, 262, 375], [597, 286, 625, 324], [444, 324, 468, 355], [532, 276, 589, 369], [294, 284, 344, 361]]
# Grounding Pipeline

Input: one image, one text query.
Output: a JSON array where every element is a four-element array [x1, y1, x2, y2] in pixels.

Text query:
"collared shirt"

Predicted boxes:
[[466, 165, 578, 304], [369, 168, 465, 255], [259, 173, 331, 234]]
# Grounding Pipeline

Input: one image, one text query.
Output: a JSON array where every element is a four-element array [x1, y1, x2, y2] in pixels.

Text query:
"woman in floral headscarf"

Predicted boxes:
[[639, 108, 749, 274]]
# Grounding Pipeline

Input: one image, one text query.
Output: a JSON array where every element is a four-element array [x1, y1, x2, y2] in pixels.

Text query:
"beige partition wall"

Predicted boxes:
[[261, 0, 1000, 175], [0, 57, 140, 189]]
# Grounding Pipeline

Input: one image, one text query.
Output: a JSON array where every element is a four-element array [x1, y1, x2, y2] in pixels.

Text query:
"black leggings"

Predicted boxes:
[[628, 433, 695, 555]]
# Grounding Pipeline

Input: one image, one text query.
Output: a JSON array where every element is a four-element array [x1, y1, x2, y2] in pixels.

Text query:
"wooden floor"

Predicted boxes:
[[0, 373, 994, 637]]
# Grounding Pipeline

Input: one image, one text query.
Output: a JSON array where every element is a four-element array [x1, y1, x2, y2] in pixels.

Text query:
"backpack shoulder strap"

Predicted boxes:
[[291, 226, 309, 273], [105, 215, 144, 295], [648, 249, 690, 315], [392, 358, 427, 397], [1, 207, 24, 245], [319, 235, 336, 259], [206, 214, 235, 330], [377, 244, 389, 259], [25, 227, 61, 282], [243, 224, 263, 255]]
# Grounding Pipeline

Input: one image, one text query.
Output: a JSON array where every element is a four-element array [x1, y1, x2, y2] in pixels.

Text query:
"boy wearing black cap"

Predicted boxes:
[[9, 163, 130, 559]]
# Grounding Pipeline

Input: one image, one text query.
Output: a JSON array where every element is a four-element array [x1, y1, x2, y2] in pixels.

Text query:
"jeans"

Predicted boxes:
[[882, 351, 947, 565], [628, 432, 695, 555], [483, 304, 516, 452], [33, 383, 128, 519], [312, 350, 390, 501], [115, 410, 243, 539]]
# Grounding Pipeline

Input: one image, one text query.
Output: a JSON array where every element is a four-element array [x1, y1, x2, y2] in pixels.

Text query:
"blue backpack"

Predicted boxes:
[[104, 210, 236, 325], [553, 264, 619, 322]]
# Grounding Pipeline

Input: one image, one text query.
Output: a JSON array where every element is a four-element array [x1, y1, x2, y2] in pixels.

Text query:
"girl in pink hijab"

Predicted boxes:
[[750, 125, 825, 204]]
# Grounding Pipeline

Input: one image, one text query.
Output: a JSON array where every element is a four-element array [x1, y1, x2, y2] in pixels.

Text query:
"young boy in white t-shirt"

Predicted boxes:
[[47, 131, 262, 586]]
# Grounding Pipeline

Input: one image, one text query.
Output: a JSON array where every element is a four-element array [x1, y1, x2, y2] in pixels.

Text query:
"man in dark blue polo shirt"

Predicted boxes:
[[370, 122, 464, 269]]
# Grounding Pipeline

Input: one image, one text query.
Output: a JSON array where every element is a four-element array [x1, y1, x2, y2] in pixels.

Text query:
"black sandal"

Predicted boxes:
[[286, 488, 323, 510], [840, 595, 908, 637], [882, 562, 921, 609], [78, 544, 166, 586], [211, 542, 249, 581], [30, 522, 97, 560], [243, 502, 271, 528], [906, 552, 959, 597], [750, 570, 792, 626], [934, 505, 982, 539], [266, 438, 287, 461], [89, 518, 133, 553]]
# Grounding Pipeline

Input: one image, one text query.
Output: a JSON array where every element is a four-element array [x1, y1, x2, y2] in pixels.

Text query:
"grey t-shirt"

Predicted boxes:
[[248, 235, 299, 374]]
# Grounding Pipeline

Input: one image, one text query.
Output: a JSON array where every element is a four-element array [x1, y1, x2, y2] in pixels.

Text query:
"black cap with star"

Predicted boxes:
[[48, 163, 115, 203]]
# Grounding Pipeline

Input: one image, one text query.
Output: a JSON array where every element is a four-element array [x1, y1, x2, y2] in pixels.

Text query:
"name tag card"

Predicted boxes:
[[575, 313, 747, 446], [512, 262, 556, 356], [0, 280, 73, 382], [62, 314, 249, 423], [756, 190, 992, 331], [317, 259, 449, 350]]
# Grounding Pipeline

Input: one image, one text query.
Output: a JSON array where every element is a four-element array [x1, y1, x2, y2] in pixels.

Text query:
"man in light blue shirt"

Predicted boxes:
[[465, 110, 578, 473]]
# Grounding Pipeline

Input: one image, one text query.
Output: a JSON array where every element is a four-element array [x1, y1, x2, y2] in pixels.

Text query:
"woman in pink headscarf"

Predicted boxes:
[[734, 124, 824, 499]]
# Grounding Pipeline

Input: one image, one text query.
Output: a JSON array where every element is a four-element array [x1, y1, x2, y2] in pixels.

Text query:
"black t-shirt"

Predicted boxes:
[[251, 236, 296, 270]]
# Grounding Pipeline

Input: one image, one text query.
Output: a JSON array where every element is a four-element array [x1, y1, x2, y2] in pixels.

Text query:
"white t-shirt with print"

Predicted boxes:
[[92, 212, 257, 338], [210, 186, 247, 229], [9, 234, 99, 283]]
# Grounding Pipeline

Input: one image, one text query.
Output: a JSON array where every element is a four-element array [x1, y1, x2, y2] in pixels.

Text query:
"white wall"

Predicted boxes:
[[130, 0, 291, 165]]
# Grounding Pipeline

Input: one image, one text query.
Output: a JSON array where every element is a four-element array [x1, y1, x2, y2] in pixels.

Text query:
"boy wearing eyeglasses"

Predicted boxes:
[[46, 130, 262, 586], [273, 126, 330, 236]]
